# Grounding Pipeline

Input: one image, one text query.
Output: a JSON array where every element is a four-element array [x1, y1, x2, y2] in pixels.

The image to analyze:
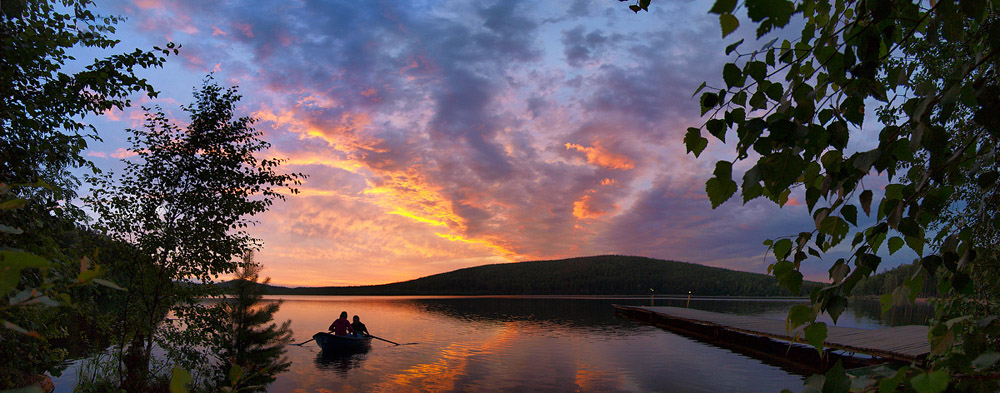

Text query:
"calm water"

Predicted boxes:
[[54, 296, 931, 393]]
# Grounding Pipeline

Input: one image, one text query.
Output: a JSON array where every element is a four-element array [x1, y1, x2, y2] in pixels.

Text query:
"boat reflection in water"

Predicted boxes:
[[314, 349, 370, 376]]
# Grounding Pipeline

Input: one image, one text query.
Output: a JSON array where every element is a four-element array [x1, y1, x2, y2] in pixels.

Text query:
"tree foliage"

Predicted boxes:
[[1, 0, 174, 386], [630, 0, 1000, 390], [86, 78, 303, 392], [1, 0, 172, 199], [207, 253, 292, 392]]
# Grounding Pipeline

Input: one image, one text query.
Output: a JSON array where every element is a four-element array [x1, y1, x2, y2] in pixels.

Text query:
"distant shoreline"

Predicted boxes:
[[262, 294, 813, 301]]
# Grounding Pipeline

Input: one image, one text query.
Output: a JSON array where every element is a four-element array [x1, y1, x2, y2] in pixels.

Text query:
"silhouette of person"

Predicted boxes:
[[329, 311, 354, 336], [351, 315, 370, 337]]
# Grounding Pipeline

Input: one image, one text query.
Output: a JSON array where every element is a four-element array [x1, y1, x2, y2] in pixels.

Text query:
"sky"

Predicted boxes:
[[78, 0, 914, 287]]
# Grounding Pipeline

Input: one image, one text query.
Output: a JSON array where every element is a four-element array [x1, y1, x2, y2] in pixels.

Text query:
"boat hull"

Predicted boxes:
[[313, 332, 373, 353]]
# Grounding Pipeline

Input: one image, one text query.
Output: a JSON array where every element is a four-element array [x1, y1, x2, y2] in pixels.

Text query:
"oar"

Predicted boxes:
[[367, 334, 400, 345], [292, 332, 328, 346], [367, 334, 417, 346]]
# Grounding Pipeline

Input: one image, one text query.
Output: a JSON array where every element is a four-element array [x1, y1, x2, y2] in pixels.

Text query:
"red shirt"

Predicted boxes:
[[329, 318, 354, 336]]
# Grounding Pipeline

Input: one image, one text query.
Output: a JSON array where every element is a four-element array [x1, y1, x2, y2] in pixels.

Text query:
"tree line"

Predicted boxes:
[[259, 255, 822, 297]]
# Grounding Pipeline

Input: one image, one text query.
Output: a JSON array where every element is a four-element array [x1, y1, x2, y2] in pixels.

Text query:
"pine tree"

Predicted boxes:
[[211, 252, 292, 392]]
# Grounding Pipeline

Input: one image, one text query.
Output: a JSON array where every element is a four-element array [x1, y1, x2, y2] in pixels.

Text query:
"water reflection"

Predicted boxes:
[[52, 296, 934, 393], [314, 350, 369, 376]]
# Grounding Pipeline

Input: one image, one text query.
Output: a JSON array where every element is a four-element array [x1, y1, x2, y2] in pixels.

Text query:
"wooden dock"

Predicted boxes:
[[614, 305, 929, 366]]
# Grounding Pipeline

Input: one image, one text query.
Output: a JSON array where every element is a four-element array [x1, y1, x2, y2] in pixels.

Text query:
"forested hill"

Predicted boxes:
[[258, 255, 821, 296]]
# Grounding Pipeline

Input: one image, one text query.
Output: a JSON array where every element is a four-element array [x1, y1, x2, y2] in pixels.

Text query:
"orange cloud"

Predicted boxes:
[[564, 142, 635, 170], [86, 151, 108, 158], [572, 194, 616, 219], [360, 88, 377, 97], [435, 233, 519, 259], [600, 178, 616, 186], [254, 106, 385, 153]]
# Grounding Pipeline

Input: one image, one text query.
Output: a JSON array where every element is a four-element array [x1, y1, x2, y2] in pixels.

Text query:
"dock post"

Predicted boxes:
[[686, 291, 691, 307]]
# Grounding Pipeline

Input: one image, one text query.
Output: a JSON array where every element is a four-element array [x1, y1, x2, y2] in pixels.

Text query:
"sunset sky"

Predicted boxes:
[[78, 0, 912, 287]]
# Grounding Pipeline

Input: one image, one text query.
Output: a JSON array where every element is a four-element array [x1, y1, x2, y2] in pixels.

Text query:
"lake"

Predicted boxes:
[[53, 296, 931, 392]]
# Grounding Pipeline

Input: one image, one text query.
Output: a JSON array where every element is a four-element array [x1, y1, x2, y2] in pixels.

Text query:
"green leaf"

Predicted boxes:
[[706, 161, 737, 208], [921, 255, 942, 275], [93, 278, 126, 291], [0, 224, 23, 234], [840, 205, 857, 226], [778, 269, 803, 295], [170, 366, 192, 393], [700, 92, 719, 114], [78, 268, 102, 283], [684, 128, 709, 157], [823, 360, 850, 393], [723, 63, 743, 87], [880, 292, 893, 314], [765, 81, 783, 100], [720, 13, 740, 38], [804, 322, 827, 354], [972, 352, 1000, 371], [826, 296, 848, 324], [977, 170, 999, 189], [910, 370, 949, 393], [706, 119, 727, 142], [904, 235, 924, 256], [706, 177, 737, 208], [842, 96, 865, 126], [879, 366, 909, 393], [2, 320, 42, 339], [787, 304, 816, 331], [629, 4, 642, 13], [709, 0, 737, 14], [725, 38, 744, 55], [884, 184, 904, 200], [773, 239, 793, 260], [692, 81, 707, 98], [229, 363, 244, 383], [0, 251, 51, 269], [887, 236, 904, 255], [904, 274, 924, 302], [746, 61, 767, 82], [0, 199, 27, 210]]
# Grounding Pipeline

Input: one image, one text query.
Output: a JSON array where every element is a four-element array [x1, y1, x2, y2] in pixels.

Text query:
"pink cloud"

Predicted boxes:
[[234, 22, 254, 38], [111, 148, 138, 159]]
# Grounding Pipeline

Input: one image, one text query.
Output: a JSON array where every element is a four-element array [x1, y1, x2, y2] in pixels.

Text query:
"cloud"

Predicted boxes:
[[111, 148, 138, 159], [88, 0, 862, 286], [565, 142, 635, 170]]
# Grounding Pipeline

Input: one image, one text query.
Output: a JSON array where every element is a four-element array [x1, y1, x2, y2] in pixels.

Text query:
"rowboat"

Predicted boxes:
[[313, 332, 373, 352]]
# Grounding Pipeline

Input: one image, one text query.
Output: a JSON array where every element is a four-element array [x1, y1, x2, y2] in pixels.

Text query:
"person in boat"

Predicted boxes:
[[329, 311, 354, 336], [351, 315, 370, 337]]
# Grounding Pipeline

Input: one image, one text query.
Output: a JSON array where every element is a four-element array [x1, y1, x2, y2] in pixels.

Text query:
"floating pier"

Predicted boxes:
[[614, 305, 929, 371]]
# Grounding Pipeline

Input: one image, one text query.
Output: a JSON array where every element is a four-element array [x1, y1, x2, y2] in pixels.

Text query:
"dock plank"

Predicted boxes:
[[614, 305, 929, 363]]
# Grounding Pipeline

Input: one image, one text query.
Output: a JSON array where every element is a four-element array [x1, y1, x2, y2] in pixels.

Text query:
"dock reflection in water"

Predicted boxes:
[[266, 296, 928, 393]]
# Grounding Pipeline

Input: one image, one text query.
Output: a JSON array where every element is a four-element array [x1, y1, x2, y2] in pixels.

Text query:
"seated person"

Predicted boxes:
[[329, 311, 354, 336], [351, 315, 370, 337]]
